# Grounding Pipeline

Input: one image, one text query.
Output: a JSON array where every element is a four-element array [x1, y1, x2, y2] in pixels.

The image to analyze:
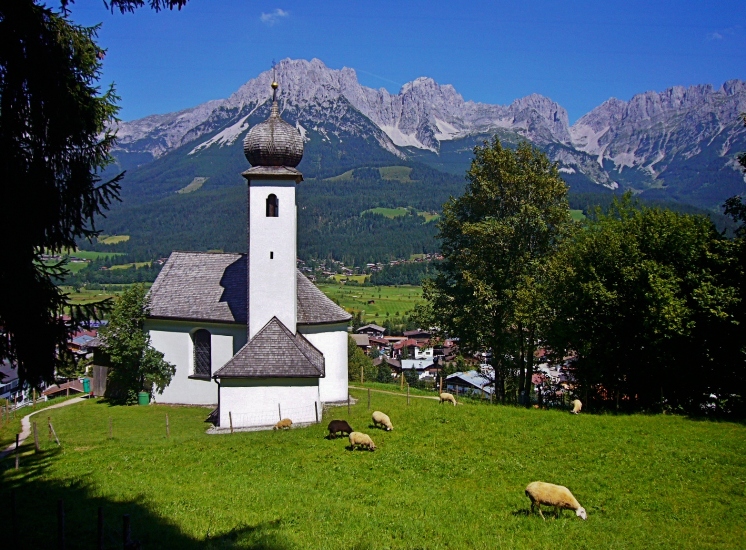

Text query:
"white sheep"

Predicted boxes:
[[571, 399, 582, 414], [439, 392, 457, 406], [372, 411, 393, 431], [348, 431, 376, 451], [273, 418, 292, 430], [525, 481, 587, 520]]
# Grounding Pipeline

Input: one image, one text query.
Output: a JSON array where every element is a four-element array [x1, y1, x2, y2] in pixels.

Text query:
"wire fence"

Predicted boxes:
[[228, 401, 320, 428]]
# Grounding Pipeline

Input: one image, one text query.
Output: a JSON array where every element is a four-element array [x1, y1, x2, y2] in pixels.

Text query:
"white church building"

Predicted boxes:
[[144, 79, 351, 429]]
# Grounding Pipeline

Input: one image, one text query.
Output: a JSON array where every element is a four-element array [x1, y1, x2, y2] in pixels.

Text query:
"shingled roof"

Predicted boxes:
[[147, 252, 350, 325], [213, 317, 324, 378]]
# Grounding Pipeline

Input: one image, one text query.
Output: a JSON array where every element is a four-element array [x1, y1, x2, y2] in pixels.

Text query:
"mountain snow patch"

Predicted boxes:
[[434, 118, 461, 141], [189, 114, 251, 155]]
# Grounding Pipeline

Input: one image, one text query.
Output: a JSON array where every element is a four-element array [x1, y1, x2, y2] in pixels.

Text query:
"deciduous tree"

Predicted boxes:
[[423, 138, 571, 404]]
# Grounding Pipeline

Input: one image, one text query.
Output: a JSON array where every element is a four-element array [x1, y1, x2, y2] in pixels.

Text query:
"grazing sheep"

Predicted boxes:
[[348, 431, 376, 451], [439, 392, 457, 406], [273, 418, 292, 430], [372, 411, 393, 431], [327, 419, 353, 438], [525, 481, 587, 520], [571, 399, 582, 414]]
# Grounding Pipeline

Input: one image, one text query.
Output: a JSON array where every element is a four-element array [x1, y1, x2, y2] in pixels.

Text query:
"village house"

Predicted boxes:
[[446, 371, 494, 398], [356, 324, 385, 338]]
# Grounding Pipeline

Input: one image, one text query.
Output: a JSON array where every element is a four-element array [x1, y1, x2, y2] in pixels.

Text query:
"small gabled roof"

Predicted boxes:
[[357, 324, 385, 333], [350, 334, 369, 346], [213, 317, 324, 379]]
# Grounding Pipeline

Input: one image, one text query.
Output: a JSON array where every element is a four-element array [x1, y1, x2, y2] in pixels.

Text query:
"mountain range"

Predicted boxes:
[[85, 59, 746, 265]]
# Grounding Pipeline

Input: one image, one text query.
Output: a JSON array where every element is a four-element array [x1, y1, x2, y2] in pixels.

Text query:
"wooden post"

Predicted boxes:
[[57, 499, 65, 550], [229, 412, 234, 434], [407, 384, 410, 405], [48, 416, 53, 441], [33, 388, 36, 407], [122, 514, 131, 548], [367, 388, 371, 410], [33, 421, 40, 453], [109, 417, 113, 439], [50, 421, 61, 446], [314, 402, 319, 423], [97, 507, 104, 550], [400, 371, 404, 390], [66, 386, 69, 397], [15, 433, 19, 470], [347, 395, 350, 415], [165, 414, 170, 438], [278, 404, 282, 421], [360, 366, 364, 384], [439, 377, 443, 394]]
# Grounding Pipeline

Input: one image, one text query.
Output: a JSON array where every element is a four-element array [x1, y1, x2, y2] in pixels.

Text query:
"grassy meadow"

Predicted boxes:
[[316, 283, 423, 323], [1, 391, 744, 549]]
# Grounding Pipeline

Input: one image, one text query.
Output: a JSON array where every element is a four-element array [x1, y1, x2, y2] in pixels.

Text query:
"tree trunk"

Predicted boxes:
[[524, 327, 535, 408], [517, 323, 525, 405]]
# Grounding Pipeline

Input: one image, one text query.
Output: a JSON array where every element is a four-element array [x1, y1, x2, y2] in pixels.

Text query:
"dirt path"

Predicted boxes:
[[0, 396, 86, 459], [349, 386, 440, 401]]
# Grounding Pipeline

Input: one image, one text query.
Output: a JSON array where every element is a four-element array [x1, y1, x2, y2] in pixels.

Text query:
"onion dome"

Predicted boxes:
[[243, 81, 303, 167]]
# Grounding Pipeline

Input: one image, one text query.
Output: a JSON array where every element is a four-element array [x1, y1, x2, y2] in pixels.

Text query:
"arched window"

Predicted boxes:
[[266, 194, 279, 217], [192, 329, 211, 379]]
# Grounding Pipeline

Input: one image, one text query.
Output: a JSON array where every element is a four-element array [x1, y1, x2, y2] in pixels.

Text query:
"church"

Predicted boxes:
[[144, 79, 351, 429]]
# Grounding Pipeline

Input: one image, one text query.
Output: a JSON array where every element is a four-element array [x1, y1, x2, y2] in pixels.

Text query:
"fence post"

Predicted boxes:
[[97, 507, 104, 550], [347, 395, 350, 416], [367, 388, 370, 410], [15, 433, 19, 470], [314, 402, 319, 423], [229, 411, 234, 434], [33, 421, 40, 453], [122, 514, 131, 548], [57, 499, 65, 550], [407, 384, 410, 405], [48, 416, 52, 441], [360, 366, 364, 384], [165, 414, 170, 438], [278, 404, 282, 421]]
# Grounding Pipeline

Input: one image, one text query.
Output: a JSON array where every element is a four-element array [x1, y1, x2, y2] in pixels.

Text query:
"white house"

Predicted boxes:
[[145, 79, 351, 429]]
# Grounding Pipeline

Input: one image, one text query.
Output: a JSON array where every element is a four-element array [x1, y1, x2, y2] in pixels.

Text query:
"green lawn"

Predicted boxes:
[[317, 283, 423, 323], [1, 394, 743, 549]]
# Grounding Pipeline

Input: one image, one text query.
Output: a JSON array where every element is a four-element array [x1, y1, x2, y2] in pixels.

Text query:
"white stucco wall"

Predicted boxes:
[[299, 322, 349, 403], [146, 319, 247, 405], [249, 179, 297, 339], [219, 378, 320, 428]]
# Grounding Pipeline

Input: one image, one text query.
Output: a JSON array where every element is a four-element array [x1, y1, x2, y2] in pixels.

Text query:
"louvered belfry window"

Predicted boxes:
[[193, 329, 211, 378], [266, 194, 279, 217]]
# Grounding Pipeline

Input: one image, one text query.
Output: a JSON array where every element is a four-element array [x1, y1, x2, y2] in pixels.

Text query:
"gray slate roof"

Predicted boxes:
[[213, 317, 324, 378], [148, 252, 350, 325]]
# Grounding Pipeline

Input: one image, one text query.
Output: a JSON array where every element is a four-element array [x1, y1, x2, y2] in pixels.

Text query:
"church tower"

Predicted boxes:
[[242, 80, 304, 339]]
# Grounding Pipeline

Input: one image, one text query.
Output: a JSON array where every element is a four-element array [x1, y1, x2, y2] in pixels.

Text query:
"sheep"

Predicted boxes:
[[327, 419, 353, 438], [273, 418, 292, 430], [571, 399, 582, 414], [525, 481, 587, 520], [439, 392, 457, 406], [348, 431, 376, 451], [371, 411, 393, 431]]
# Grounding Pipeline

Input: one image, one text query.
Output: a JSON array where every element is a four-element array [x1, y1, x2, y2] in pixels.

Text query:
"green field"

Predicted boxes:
[[329, 274, 369, 284], [108, 261, 151, 270], [378, 165, 413, 182], [361, 207, 439, 223], [97, 235, 130, 245], [570, 209, 587, 221], [60, 283, 153, 306], [317, 283, 422, 322], [2, 393, 744, 549], [176, 177, 209, 194]]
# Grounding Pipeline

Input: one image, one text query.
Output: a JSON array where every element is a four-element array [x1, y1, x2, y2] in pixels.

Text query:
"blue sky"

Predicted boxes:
[[69, 0, 746, 123]]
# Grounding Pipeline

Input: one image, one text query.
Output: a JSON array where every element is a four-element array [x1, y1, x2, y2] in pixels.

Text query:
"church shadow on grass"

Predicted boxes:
[[0, 450, 289, 550]]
